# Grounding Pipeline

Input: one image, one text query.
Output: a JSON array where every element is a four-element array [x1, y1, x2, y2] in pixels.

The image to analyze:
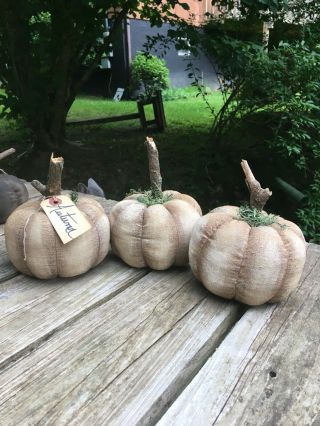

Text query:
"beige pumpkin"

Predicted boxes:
[[189, 161, 306, 305], [110, 137, 202, 270], [5, 154, 110, 279]]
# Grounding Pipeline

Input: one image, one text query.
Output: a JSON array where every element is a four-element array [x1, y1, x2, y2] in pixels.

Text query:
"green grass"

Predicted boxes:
[[70, 91, 222, 206], [68, 89, 222, 130], [0, 88, 224, 210]]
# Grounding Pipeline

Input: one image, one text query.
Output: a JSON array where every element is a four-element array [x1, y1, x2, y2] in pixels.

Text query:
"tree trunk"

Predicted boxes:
[[32, 113, 67, 151]]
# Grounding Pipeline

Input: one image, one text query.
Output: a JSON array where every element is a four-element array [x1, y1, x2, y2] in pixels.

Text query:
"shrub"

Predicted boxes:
[[296, 172, 320, 243], [130, 52, 170, 98], [199, 20, 320, 241]]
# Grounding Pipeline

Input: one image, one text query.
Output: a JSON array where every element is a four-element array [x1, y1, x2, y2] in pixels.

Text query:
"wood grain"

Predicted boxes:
[[0, 270, 240, 425], [158, 244, 320, 426], [0, 238, 17, 283], [0, 255, 147, 370]]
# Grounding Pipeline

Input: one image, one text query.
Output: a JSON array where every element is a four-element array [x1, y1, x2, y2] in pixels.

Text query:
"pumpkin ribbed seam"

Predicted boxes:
[[54, 224, 59, 278], [91, 212, 101, 267], [234, 225, 252, 302], [84, 201, 102, 268], [21, 212, 38, 276], [163, 202, 180, 268], [95, 216, 101, 266], [269, 227, 290, 302], [22, 211, 36, 263], [197, 216, 233, 289], [140, 205, 147, 267]]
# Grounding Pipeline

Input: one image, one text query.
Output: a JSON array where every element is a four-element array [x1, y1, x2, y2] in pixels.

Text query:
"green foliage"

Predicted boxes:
[[296, 172, 320, 243], [70, 191, 79, 204], [238, 205, 281, 227], [130, 52, 170, 98], [204, 17, 264, 44], [201, 17, 320, 241], [236, 42, 320, 170], [127, 189, 173, 207], [162, 87, 196, 101], [0, 0, 188, 148]]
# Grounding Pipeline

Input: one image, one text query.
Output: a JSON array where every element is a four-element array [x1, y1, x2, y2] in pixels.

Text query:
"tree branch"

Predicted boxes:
[[0, 147, 15, 161]]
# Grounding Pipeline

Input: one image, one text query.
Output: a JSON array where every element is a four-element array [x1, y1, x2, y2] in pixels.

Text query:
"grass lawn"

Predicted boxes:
[[0, 89, 226, 211]]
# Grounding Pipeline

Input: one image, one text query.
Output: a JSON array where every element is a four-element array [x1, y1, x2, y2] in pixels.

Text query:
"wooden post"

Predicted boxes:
[[137, 92, 166, 131], [137, 100, 147, 129], [156, 90, 166, 130]]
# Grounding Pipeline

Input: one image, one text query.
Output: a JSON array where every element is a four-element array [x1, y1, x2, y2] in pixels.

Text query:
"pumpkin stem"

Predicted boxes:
[[145, 137, 162, 197], [0, 148, 16, 161], [241, 160, 272, 210], [31, 153, 64, 196]]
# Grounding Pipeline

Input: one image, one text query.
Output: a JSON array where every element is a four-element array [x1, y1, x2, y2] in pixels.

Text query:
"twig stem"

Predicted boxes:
[[31, 153, 64, 196], [145, 137, 162, 195], [241, 160, 272, 210]]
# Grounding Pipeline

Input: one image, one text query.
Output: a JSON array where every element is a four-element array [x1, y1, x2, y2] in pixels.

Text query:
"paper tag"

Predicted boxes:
[[41, 195, 92, 244]]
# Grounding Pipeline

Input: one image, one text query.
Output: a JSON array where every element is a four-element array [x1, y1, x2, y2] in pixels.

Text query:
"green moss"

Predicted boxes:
[[70, 191, 79, 204], [127, 188, 173, 207], [237, 205, 283, 227]]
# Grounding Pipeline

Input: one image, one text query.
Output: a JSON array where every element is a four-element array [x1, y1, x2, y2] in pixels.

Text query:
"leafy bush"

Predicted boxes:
[[200, 20, 320, 241], [236, 42, 320, 170], [130, 52, 170, 98], [296, 172, 320, 243]]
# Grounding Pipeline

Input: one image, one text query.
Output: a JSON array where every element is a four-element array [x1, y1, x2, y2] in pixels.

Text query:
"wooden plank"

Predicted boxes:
[[66, 112, 140, 126], [0, 238, 18, 283], [158, 243, 320, 426], [79, 297, 240, 426], [0, 255, 147, 370], [0, 270, 241, 425]]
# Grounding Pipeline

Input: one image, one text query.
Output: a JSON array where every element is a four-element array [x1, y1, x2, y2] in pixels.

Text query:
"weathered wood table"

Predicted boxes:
[[0, 184, 319, 426]]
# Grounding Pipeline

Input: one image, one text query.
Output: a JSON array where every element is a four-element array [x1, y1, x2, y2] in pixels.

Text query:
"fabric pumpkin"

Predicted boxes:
[[0, 174, 28, 223], [5, 197, 110, 279], [110, 190, 201, 270], [110, 137, 202, 270], [189, 161, 306, 306], [5, 154, 110, 279], [189, 205, 306, 305]]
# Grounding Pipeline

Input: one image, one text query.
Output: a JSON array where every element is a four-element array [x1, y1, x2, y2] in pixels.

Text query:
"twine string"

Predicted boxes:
[[23, 213, 33, 261]]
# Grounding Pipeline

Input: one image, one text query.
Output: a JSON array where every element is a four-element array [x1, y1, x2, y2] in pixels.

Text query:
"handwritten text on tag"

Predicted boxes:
[[40, 195, 91, 244]]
